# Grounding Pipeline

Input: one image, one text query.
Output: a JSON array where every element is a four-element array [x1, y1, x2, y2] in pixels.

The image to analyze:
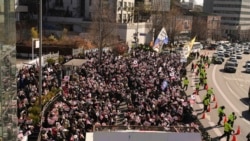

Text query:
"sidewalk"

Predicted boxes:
[[184, 50, 216, 140]]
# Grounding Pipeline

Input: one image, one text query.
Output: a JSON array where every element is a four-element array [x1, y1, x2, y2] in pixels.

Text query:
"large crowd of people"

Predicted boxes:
[[17, 47, 198, 141]]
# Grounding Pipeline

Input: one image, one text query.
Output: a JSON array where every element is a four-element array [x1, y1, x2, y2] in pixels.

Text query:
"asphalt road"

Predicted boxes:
[[186, 50, 250, 141]]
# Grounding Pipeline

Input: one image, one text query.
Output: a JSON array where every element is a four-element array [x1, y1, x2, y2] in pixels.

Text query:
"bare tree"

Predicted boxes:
[[192, 17, 207, 41], [88, 0, 118, 63], [165, 7, 183, 44], [151, 6, 183, 46]]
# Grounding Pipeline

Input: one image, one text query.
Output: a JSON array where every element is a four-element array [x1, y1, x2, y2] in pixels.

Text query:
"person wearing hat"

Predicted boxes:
[[228, 112, 237, 127], [218, 120, 234, 141], [202, 95, 210, 113], [206, 87, 214, 103], [217, 106, 225, 126], [182, 77, 189, 91]]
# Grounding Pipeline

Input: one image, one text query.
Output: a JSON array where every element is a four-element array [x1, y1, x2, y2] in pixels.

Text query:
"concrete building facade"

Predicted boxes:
[[42, 0, 153, 47], [203, 0, 250, 41]]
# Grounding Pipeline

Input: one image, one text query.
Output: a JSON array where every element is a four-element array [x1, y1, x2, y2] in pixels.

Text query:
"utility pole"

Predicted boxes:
[[98, 0, 103, 65], [39, 0, 43, 109]]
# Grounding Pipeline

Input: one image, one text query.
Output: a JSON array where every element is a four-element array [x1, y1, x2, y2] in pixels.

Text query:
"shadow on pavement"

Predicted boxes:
[[211, 136, 220, 141], [203, 124, 219, 131], [241, 110, 250, 121], [241, 70, 249, 74], [219, 69, 236, 73], [195, 109, 203, 112], [239, 98, 249, 106]]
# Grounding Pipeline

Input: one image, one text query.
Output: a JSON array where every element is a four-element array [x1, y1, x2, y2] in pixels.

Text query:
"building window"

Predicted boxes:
[[89, 12, 92, 19], [55, 0, 63, 7], [124, 2, 127, 7], [119, 1, 122, 7]]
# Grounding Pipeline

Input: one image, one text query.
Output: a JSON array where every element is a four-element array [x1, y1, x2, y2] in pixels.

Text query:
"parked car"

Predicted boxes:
[[245, 61, 250, 67], [227, 58, 238, 67], [208, 44, 217, 50], [236, 53, 242, 59], [244, 49, 250, 54], [224, 62, 237, 73], [224, 51, 231, 57], [213, 57, 223, 64], [246, 63, 250, 73]]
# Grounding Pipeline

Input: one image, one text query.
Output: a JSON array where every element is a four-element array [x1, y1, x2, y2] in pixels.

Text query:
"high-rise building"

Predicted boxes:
[[0, 0, 17, 140], [203, 0, 250, 41], [203, 0, 214, 13]]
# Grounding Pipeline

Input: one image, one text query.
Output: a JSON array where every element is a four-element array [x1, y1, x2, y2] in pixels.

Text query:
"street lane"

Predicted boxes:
[[187, 50, 250, 141]]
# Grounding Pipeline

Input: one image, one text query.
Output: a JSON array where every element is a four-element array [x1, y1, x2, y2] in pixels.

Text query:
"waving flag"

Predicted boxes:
[[153, 27, 168, 52], [189, 36, 196, 51], [180, 36, 196, 62]]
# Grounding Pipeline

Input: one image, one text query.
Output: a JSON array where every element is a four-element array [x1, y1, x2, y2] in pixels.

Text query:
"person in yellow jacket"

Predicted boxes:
[[195, 83, 200, 95], [228, 112, 237, 127], [217, 106, 225, 126], [182, 77, 189, 91], [202, 95, 210, 113], [218, 120, 234, 141], [206, 87, 214, 102]]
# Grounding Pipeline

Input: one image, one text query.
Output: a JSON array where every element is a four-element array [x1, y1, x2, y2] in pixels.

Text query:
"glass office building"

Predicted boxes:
[[0, 0, 17, 140]]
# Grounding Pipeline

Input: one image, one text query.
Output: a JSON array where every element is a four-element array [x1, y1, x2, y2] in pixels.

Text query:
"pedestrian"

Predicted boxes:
[[228, 112, 237, 127], [218, 120, 234, 141], [202, 95, 210, 113], [207, 58, 211, 68], [182, 77, 189, 91], [206, 87, 214, 102], [191, 63, 194, 72], [203, 77, 207, 90], [217, 106, 225, 126], [195, 83, 200, 95]]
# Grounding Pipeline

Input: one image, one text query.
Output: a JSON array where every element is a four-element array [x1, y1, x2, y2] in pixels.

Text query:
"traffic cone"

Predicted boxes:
[[235, 126, 240, 135], [213, 102, 218, 109], [224, 116, 227, 124], [201, 112, 206, 119], [231, 134, 237, 141], [205, 84, 208, 90], [207, 105, 211, 112], [213, 95, 216, 102]]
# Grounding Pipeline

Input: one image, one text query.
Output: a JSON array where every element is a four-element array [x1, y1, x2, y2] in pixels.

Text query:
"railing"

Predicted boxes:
[[93, 125, 200, 133], [38, 93, 62, 141]]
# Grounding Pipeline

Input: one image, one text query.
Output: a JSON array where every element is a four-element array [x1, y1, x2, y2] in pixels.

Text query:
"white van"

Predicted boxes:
[[191, 42, 203, 53]]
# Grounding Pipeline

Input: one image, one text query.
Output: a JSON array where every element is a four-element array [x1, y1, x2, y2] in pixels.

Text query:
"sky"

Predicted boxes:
[[194, 0, 204, 6]]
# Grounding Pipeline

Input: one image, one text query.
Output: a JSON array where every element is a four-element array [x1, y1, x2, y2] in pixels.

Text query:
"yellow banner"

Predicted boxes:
[[189, 36, 196, 50]]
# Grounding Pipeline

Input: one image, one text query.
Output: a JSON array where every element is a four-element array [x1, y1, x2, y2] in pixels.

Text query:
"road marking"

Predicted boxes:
[[212, 65, 250, 125], [225, 82, 241, 100], [207, 114, 211, 121], [208, 121, 222, 136]]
